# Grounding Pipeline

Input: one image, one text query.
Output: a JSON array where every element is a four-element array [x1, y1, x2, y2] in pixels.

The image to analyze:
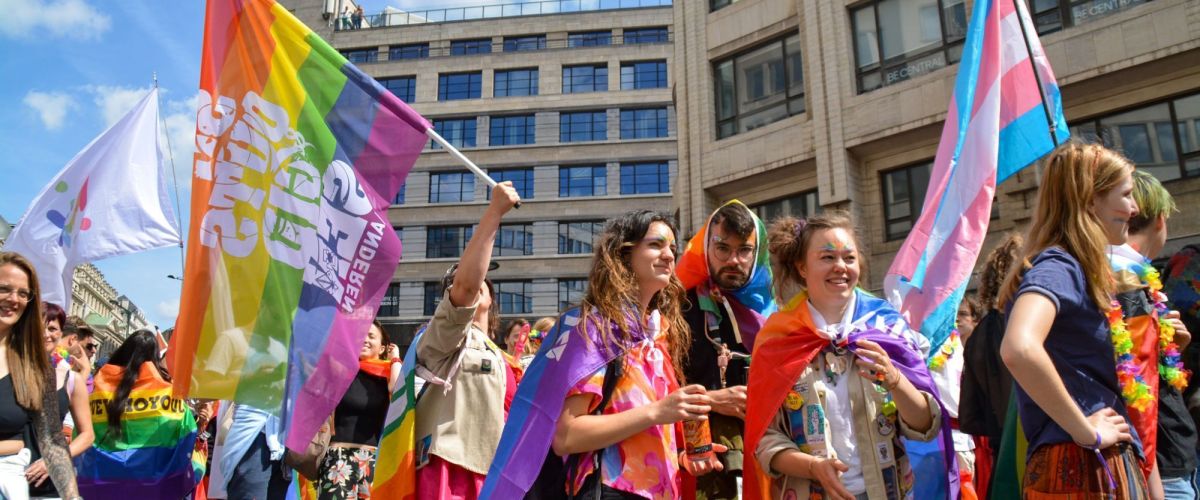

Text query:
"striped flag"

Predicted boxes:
[[370, 325, 426, 499], [883, 1, 1068, 498], [884, 0, 1068, 353], [172, 0, 430, 452]]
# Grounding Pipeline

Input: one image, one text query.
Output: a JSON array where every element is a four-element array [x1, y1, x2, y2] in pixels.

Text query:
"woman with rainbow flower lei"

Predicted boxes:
[[999, 142, 1149, 498]]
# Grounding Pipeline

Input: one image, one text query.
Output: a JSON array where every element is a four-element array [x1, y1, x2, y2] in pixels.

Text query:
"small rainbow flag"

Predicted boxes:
[[75, 362, 201, 499], [370, 325, 426, 499], [172, 0, 430, 452]]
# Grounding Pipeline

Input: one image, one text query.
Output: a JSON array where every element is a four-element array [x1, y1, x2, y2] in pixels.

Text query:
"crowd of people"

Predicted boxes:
[[1, 141, 1200, 499]]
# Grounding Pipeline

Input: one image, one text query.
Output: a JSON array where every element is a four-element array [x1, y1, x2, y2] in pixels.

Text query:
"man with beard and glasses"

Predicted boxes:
[[676, 201, 777, 499]]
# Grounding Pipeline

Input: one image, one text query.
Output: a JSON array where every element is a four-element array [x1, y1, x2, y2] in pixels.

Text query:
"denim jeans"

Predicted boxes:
[[226, 432, 290, 500], [0, 449, 30, 500]]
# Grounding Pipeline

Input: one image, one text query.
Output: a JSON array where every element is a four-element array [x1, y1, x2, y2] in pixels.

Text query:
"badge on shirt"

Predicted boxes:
[[785, 390, 804, 410], [416, 434, 432, 468], [480, 358, 493, 373], [875, 413, 895, 436], [805, 405, 825, 437], [876, 442, 894, 466]]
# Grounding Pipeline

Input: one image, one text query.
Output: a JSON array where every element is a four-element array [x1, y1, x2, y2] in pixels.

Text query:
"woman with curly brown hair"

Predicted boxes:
[[0, 252, 78, 500], [481, 209, 724, 499]]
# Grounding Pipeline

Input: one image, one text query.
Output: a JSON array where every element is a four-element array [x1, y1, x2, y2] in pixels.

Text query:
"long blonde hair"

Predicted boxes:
[[999, 142, 1134, 311], [0, 252, 49, 411], [579, 211, 689, 382]]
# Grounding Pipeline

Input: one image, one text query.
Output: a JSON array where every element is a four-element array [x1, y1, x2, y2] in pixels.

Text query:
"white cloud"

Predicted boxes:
[[155, 298, 180, 321], [0, 0, 111, 41], [23, 91, 76, 130], [90, 85, 154, 128]]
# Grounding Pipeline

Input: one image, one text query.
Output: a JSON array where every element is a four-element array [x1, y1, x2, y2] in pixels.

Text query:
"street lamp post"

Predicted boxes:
[[110, 296, 134, 339]]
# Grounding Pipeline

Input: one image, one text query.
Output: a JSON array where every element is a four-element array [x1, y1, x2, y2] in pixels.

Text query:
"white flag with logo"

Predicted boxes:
[[4, 88, 180, 309]]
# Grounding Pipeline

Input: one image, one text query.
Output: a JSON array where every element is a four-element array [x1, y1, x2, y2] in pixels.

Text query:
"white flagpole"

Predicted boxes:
[[425, 127, 521, 208]]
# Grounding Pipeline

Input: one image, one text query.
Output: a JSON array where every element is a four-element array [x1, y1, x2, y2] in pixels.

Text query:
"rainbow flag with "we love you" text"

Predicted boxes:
[[171, 0, 432, 452]]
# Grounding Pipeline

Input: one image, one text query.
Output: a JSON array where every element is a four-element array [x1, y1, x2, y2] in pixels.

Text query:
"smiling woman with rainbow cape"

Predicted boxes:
[[743, 211, 958, 500]]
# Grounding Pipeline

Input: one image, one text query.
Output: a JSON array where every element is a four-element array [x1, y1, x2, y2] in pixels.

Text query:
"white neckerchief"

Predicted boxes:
[[807, 292, 858, 340]]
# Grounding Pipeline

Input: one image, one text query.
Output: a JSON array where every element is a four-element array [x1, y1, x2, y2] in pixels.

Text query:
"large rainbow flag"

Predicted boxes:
[[172, 0, 430, 452], [75, 362, 202, 499], [370, 325, 426, 499]]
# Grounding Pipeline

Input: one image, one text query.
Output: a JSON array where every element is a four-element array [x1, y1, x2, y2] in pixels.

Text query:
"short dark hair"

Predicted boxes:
[[710, 203, 755, 241], [75, 325, 97, 341]]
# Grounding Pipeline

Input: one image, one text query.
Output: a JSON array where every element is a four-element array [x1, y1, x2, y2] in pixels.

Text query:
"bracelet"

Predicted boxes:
[[1084, 430, 1117, 490]]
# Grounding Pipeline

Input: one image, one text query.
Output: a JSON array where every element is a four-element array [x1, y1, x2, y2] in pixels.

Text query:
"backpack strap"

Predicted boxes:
[[565, 354, 624, 500]]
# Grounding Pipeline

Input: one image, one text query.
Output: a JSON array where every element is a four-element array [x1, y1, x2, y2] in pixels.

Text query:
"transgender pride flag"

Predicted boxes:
[[173, 0, 429, 452], [884, 0, 1069, 353]]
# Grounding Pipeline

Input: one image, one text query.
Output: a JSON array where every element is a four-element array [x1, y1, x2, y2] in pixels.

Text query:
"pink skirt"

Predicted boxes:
[[416, 455, 486, 500]]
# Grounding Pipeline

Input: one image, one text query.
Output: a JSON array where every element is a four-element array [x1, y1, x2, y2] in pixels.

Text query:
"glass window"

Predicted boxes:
[[559, 166, 607, 197], [438, 72, 482, 101], [713, 33, 805, 139], [620, 61, 668, 90], [341, 48, 378, 64], [1078, 95, 1200, 182], [752, 190, 819, 223], [1070, 0, 1148, 27], [558, 221, 604, 254], [710, 0, 740, 11], [620, 162, 670, 194], [504, 35, 547, 52], [423, 282, 441, 315], [558, 279, 587, 311], [851, 0, 966, 93], [429, 172, 476, 203], [380, 76, 416, 103], [389, 43, 429, 60], [378, 283, 401, 317], [431, 118, 477, 149], [562, 64, 608, 93], [496, 281, 533, 314], [560, 111, 608, 142], [490, 115, 536, 146], [568, 31, 612, 47], [393, 182, 406, 205], [620, 108, 669, 139], [623, 27, 669, 44], [495, 68, 539, 97], [451, 38, 492, 56], [488, 168, 535, 199], [426, 225, 474, 258], [494, 224, 534, 256], [1027, 0, 1065, 35], [882, 162, 932, 241]]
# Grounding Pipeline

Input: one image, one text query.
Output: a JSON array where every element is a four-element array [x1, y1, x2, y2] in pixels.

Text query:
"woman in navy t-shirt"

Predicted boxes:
[[999, 142, 1149, 498]]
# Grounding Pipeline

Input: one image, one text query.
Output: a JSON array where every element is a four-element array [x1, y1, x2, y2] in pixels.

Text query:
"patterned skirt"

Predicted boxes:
[[316, 445, 377, 500], [1023, 442, 1149, 499]]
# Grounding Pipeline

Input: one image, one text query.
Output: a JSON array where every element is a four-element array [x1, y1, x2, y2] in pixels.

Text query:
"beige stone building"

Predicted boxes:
[[674, 0, 1200, 291], [290, 0, 677, 345], [69, 263, 151, 360]]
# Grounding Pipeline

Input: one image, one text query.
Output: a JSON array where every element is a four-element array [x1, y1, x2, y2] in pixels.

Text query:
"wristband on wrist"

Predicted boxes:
[[1083, 430, 1116, 490]]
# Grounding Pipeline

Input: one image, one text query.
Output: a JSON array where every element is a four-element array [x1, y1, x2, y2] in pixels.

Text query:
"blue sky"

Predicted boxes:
[[0, 0, 499, 329]]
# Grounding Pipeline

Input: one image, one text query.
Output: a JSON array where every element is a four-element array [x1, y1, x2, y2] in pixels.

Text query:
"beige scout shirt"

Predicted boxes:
[[414, 289, 509, 475], [755, 356, 941, 499]]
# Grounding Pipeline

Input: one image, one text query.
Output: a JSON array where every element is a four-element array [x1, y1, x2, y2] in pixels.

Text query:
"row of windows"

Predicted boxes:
[[407, 163, 671, 205], [376, 62, 667, 104], [344, 27, 669, 63], [378, 278, 589, 317], [419, 221, 608, 259], [427, 108, 671, 149], [880, 91, 1200, 241]]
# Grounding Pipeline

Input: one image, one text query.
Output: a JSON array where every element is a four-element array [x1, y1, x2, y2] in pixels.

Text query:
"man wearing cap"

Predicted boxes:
[[413, 182, 522, 498], [676, 201, 777, 499]]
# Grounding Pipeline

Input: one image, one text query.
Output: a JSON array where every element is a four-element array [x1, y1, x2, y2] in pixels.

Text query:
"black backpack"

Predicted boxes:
[[524, 356, 624, 500]]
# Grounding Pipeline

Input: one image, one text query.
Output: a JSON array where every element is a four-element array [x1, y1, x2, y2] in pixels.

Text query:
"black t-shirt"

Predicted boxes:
[[959, 309, 1012, 442], [1158, 376, 1199, 477], [682, 288, 750, 390], [332, 370, 389, 446]]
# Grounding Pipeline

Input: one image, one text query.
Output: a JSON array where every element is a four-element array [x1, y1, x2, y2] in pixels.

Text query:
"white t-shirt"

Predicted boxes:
[[807, 295, 866, 495]]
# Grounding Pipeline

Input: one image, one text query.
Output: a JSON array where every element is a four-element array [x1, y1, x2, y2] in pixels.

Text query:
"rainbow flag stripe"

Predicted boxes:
[[371, 325, 426, 499], [173, 0, 429, 451], [76, 363, 201, 499]]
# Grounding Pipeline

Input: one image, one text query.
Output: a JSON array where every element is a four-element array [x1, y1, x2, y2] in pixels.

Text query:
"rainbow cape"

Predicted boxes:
[[75, 362, 201, 499], [371, 325, 427, 499], [173, 0, 429, 452], [480, 308, 661, 499], [743, 290, 958, 500], [988, 393, 1028, 500], [677, 199, 776, 345]]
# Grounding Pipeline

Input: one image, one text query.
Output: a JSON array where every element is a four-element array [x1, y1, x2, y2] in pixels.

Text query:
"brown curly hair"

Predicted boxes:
[[579, 210, 689, 382], [976, 232, 1023, 311], [766, 210, 861, 301]]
